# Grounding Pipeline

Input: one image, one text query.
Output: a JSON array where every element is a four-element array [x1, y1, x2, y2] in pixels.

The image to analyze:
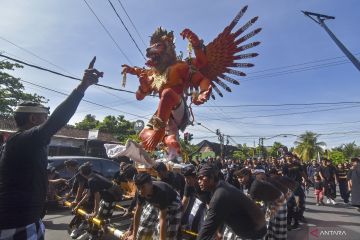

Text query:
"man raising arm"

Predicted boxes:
[[0, 57, 103, 239]]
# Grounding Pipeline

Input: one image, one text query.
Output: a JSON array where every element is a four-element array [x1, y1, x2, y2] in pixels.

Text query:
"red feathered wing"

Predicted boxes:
[[200, 5, 261, 99]]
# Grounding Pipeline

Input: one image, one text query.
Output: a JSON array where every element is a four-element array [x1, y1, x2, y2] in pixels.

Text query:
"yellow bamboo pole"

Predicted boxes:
[[64, 200, 198, 239], [64, 201, 125, 238], [183, 229, 198, 237]]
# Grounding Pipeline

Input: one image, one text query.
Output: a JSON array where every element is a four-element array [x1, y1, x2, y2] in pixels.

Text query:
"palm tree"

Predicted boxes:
[[342, 142, 360, 159], [294, 131, 326, 161]]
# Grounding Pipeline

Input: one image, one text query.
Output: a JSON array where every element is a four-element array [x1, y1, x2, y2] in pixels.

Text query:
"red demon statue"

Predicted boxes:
[[122, 5, 261, 157]]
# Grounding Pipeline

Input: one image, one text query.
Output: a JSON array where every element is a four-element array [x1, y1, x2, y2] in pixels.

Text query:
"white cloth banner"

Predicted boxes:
[[104, 140, 154, 167]]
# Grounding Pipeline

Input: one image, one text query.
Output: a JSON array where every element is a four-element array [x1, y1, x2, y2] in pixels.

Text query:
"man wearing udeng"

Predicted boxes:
[[0, 57, 103, 239]]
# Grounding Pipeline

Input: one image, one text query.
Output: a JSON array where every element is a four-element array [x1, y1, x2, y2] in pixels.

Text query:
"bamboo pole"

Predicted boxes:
[[64, 201, 125, 239]]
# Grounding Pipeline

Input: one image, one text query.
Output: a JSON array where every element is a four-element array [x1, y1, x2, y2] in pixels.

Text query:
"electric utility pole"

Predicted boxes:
[[216, 129, 225, 159], [302, 10, 360, 72], [258, 137, 265, 158]]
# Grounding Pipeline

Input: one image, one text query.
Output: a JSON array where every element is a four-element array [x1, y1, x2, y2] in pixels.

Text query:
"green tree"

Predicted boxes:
[[99, 115, 136, 143], [268, 142, 284, 157], [74, 114, 99, 130], [0, 61, 46, 117], [294, 131, 326, 161], [342, 142, 360, 160], [180, 139, 199, 162], [232, 150, 247, 160], [256, 145, 268, 158], [329, 150, 346, 165], [231, 144, 250, 160], [332, 142, 360, 161], [98, 115, 120, 133], [75, 114, 137, 143]]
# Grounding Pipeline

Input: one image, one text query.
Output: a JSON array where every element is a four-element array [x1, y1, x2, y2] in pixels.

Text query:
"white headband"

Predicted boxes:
[[253, 169, 265, 174], [15, 106, 49, 114]]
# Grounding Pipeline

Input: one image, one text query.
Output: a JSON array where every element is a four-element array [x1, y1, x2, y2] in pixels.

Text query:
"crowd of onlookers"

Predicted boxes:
[[45, 152, 360, 240], [186, 153, 360, 232], [197, 154, 358, 207]]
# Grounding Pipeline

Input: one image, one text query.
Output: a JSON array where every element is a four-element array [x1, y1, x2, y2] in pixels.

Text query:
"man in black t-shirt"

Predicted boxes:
[[348, 158, 360, 211], [234, 168, 254, 195], [75, 163, 122, 219], [128, 173, 182, 240], [336, 163, 350, 203], [74, 163, 122, 240], [182, 165, 211, 206], [282, 156, 307, 183], [113, 164, 138, 216], [64, 160, 93, 239], [197, 164, 266, 240], [63, 160, 88, 205], [319, 159, 338, 205], [181, 165, 210, 233], [153, 161, 186, 198], [0, 58, 102, 239], [282, 154, 307, 224]]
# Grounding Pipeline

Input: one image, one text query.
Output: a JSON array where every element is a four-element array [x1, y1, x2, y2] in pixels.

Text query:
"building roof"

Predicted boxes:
[[0, 117, 118, 142], [195, 140, 240, 156]]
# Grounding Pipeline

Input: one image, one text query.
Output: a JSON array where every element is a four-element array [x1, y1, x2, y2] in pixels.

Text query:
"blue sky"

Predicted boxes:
[[1, 0, 360, 149]]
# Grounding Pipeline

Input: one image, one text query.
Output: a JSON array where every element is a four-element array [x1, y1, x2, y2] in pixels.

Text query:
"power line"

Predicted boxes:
[[198, 103, 360, 114], [107, 0, 146, 60], [199, 101, 360, 108], [192, 121, 240, 148], [198, 104, 360, 121], [223, 119, 360, 127], [193, 136, 218, 140], [247, 52, 359, 75], [1, 49, 140, 104], [75, 97, 141, 114], [0, 50, 39, 66], [116, 0, 147, 48], [0, 53, 143, 95], [2, 14, 133, 97], [320, 130, 360, 136], [192, 130, 360, 142], [243, 59, 350, 82], [195, 103, 360, 127], [240, 53, 360, 82], [183, 127, 214, 134], [226, 130, 360, 138], [82, 0, 132, 64], [195, 102, 360, 135], [0, 36, 75, 76], [19, 78, 148, 119], [194, 121, 217, 134], [227, 135, 239, 146]]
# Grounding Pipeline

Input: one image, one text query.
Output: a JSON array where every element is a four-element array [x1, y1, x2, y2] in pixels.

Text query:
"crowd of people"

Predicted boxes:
[[58, 151, 359, 240]]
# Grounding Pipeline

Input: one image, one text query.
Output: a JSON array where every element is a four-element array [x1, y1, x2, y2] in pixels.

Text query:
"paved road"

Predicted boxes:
[[288, 192, 360, 240], [44, 192, 360, 240], [44, 202, 131, 240]]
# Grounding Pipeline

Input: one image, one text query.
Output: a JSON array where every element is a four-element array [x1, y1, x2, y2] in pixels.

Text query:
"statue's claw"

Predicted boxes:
[[180, 28, 201, 47], [141, 128, 165, 151]]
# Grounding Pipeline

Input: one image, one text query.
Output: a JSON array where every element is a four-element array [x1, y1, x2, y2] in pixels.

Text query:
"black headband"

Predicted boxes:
[[197, 164, 217, 177], [134, 173, 152, 186]]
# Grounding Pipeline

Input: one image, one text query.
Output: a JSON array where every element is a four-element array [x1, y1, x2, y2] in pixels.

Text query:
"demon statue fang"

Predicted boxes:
[[121, 5, 261, 159]]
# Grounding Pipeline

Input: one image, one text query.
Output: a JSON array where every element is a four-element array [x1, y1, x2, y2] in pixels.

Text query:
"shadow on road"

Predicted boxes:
[[43, 220, 69, 231], [305, 217, 360, 227], [306, 207, 360, 217]]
